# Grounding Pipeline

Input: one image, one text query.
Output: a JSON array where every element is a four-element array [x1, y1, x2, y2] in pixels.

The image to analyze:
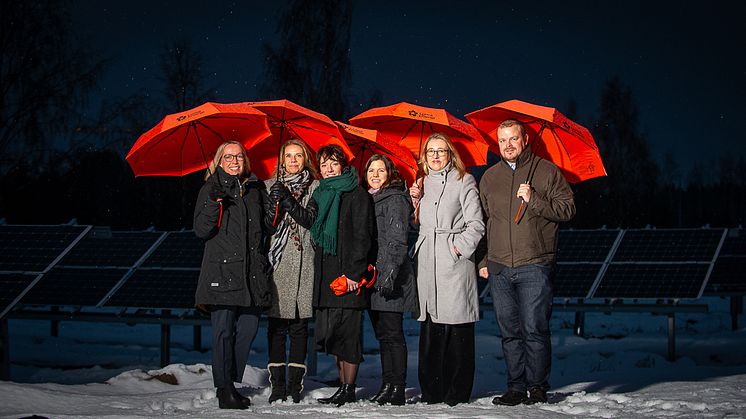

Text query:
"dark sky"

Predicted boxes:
[[73, 1, 746, 177]]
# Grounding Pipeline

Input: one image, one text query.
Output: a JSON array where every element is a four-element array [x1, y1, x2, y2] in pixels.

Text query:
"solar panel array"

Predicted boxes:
[[0, 225, 743, 318], [705, 229, 746, 295]]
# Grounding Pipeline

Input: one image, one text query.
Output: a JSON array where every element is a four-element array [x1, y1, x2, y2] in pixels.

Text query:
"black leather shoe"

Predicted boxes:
[[524, 387, 548, 405], [232, 386, 252, 407], [492, 390, 527, 406], [369, 383, 392, 403], [217, 387, 248, 409], [318, 384, 356, 406], [382, 384, 405, 406], [318, 385, 345, 404]]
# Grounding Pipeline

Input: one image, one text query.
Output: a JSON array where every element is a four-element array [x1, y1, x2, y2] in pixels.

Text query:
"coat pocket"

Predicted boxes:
[[209, 255, 245, 292]]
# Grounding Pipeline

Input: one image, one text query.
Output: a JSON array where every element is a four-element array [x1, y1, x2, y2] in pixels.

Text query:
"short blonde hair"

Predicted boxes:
[[204, 141, 251, 181], [418, 133, 466, 179]]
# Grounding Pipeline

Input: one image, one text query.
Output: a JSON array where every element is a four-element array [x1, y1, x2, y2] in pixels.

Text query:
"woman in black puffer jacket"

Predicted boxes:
[[364, 154, 416, 406], [193, 140, 275, 410]]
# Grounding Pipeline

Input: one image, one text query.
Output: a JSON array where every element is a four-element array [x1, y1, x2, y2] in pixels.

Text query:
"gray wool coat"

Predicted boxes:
[[265, 178, 319, 319], [370, 183, 417, 313], [413, 164, 485, 325]]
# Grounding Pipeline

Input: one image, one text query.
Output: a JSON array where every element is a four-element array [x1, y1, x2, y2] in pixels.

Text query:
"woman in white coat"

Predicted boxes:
[[409, 132, 485, 406]]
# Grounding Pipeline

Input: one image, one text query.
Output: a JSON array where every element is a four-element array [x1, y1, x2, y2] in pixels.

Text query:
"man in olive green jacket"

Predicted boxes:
[[478, 119, 575, 407]]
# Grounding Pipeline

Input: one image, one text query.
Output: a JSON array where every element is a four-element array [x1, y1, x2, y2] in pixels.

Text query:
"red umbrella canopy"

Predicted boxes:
[[243, 100, 353, 179], [336, 122, 418, 186], [466, 99, 607, 183], [126, 102, 271, 177], [349, 102, 489, 167]]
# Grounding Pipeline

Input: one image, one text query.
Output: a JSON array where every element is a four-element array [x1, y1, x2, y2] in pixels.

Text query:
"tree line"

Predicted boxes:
[[1, 1, 743, 230]]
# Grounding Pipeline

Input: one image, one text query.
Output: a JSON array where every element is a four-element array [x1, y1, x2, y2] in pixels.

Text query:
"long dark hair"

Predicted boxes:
[[364, 153, 403, 190]]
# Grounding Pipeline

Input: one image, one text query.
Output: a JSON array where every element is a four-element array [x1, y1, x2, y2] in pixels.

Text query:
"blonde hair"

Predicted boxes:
[[204, 140, 251, 181], [272, 138, 318, 178], [418, 132, 466, 179]]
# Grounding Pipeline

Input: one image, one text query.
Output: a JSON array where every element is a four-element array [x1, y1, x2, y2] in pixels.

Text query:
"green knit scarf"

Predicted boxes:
[[311, 167, 359, 255]]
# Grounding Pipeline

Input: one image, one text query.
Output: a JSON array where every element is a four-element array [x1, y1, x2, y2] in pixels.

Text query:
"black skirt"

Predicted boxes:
[[315, 307, 364, 364]]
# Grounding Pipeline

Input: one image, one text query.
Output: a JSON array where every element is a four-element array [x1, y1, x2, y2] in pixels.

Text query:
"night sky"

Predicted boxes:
[[73, 1, 746, 176]]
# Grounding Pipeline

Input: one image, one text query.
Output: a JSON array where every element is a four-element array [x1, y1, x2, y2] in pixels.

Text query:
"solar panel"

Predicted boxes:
[[612, 229, 725, 262], [104, 269, 198, 309], [58, 229, 163, 267], [705, 257, 746, 295], [719, 230, 746, 256], [20, 267, 127, 306], [0, 273, 38, 316], [141, 231, 204, 268], [554, 263, 603, 298], [592, 264, 710, 299], [0, 225, 88, 272], [557, 230, 620, 262]]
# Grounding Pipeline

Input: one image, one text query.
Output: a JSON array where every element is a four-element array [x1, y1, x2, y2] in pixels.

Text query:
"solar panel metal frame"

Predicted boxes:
[[56, 230, 165, 268], [96, 232, 169, 307], [704, 256, 746, 296], [140, 230, 203, 269], [558, 229, 624, 299], [102, 268, 200, 309], [19, 266, 130, 307], [0, 225, 92, 318], [590, 228, 727, 300], [0, 224, 92, 274], [610, 228, 727, 263]]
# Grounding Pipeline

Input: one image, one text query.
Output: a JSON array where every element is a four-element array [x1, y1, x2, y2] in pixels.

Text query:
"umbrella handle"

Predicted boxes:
[[272, 200, 280, 226], [513, 199, 526, 225]]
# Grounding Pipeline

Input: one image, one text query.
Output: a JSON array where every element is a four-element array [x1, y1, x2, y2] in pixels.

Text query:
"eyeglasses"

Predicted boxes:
[[223, 153, 245, 162], [425, 148, 449, 157]]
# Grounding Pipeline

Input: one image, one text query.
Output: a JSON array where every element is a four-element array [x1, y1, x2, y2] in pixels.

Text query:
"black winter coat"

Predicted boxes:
[[313, 185, 375, 309], [194, 167, 274, 310], [370, 183, 417, 313]]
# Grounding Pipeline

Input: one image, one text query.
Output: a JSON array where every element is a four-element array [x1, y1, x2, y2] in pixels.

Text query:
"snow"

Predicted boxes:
[[1, 297, 745, 418]]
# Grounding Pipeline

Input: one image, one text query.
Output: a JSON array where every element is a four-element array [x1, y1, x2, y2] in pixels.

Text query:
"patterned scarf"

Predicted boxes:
[[269, 169, 312, 269], [310, 167, 359, 255]]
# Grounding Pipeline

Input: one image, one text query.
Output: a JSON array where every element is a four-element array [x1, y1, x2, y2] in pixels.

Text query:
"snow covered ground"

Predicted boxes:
[[1, 297, 745, 418]]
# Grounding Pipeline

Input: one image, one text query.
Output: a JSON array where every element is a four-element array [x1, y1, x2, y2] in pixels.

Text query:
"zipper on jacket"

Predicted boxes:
[[509, 169, 516, 268]]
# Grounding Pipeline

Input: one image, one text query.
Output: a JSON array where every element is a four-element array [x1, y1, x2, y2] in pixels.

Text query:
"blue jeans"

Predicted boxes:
[[489, 264, 553, 392]]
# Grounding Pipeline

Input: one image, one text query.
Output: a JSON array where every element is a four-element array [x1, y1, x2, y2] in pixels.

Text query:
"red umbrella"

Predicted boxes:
[[243, 100, 353, 179], [348, 102, 489, 167], [126, 102, 271, 177], [335, 122, 418, 186], [465, 99, 607, 183]]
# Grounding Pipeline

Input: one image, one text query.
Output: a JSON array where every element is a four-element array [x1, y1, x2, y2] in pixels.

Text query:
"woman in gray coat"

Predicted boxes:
[[409, 133, 485, 406], [365, 154, 416, 406], [265, 138, 319, 403]]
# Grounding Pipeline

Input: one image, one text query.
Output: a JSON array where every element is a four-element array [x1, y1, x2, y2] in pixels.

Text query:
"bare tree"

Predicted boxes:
[[593, 77, 659, 227], [259, 0, 353, 119], [0, 0, 105, 168], [159, 39, 215, 112]]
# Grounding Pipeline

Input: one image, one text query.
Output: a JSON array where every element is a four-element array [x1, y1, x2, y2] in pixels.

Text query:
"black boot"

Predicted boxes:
[[217, 384, 248, 409], [287, 363, 306, 403], [232, 385, 252, 407], [388, 384, 405, 406], [370, 383, 392, 403], [268, 363, 287, 403], [318, 383, 356, 406]]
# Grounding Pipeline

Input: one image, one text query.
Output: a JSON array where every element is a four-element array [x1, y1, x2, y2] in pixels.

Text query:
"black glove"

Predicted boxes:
[[269, 181, 289, 203], [279, 193, 297, 212], [376, 277, 395, 299], [208, 181, 228, 203]]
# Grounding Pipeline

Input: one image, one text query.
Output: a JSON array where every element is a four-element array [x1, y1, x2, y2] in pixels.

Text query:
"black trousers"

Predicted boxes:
[[267, 316, 309, 365], [211, 306, 260, 388], [369, 310, 407, 385], [418, 314, 475, 405]]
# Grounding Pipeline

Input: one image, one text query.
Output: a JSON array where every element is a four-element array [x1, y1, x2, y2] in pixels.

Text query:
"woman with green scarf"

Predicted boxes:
[[310, 144, 375, 407]]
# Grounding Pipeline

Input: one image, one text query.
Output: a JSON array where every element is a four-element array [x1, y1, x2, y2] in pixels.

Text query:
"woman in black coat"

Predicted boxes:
[[193, 141, 275, 410], [364, 154, 416, 406], [310, 144, 375, 407]]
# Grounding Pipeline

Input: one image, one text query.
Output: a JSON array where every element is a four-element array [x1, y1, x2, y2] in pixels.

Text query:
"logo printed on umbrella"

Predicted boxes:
[[408, 110, 437, 120], [176, 115, 187, 121]]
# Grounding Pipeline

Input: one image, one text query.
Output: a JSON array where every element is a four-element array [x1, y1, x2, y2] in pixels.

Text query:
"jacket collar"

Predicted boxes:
[[502, 146, 536, 170]]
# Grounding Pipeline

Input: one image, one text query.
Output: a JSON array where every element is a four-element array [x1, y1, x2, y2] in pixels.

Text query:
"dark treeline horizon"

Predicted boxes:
[[1, 1, 744, 231]]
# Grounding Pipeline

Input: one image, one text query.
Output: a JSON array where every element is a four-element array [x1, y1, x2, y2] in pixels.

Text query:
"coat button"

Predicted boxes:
[[248, 218, 252, 222], [223, 259, 227, 263]]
